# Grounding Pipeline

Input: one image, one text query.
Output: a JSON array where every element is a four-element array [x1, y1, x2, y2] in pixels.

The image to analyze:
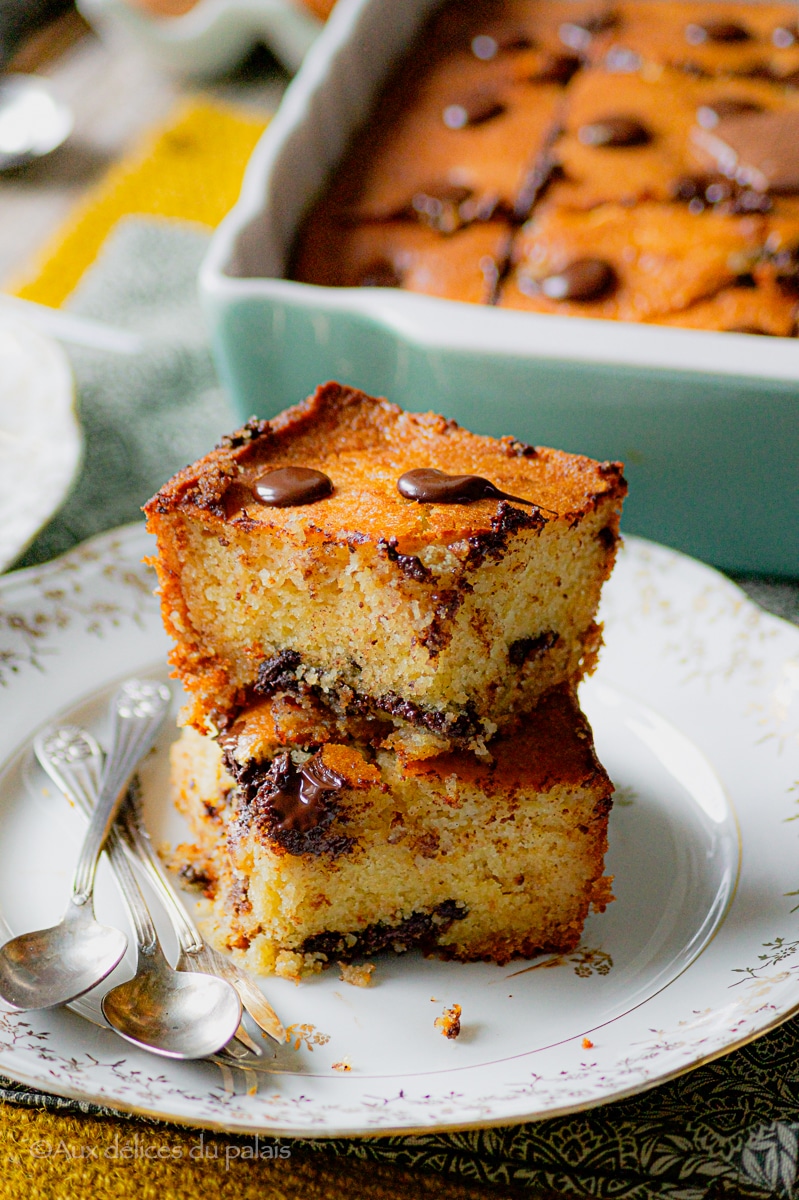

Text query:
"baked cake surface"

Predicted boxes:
[[145, 382, 626, 756], [170, 685, 615, 979], [290, 0, 799, 336]]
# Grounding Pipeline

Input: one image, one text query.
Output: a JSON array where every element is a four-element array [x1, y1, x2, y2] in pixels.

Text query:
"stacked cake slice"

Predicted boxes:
[[145, 382, 626, 978]]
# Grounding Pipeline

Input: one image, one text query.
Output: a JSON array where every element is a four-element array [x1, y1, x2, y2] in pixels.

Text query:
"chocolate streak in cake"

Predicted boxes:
[[254, 649, 303, 696], [301, 899, 469, 960]]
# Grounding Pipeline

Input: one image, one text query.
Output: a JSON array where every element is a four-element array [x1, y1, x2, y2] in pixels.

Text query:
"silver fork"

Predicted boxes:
[[34, 726, 284, 1053], [122, 789, 285, 1046]]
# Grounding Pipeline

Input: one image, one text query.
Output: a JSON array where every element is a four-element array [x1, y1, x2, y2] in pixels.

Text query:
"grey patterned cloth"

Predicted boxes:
[[5, 216, 799, 1200], [12, 217, 235, 570]]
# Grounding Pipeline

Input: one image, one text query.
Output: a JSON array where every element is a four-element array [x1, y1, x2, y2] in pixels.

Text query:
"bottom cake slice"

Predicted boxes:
[[169, 686, 615, 980]]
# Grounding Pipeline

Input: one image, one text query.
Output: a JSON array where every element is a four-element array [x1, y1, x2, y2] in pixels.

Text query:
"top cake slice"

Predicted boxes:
[[144, 382, 625, 755]]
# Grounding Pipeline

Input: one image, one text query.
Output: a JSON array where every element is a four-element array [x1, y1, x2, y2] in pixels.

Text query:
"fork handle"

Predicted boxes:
[[121, 807, 203, 955], [71, 680, 170, 906]]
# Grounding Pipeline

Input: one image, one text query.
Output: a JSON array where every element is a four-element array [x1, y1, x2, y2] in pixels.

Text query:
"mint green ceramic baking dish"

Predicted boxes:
[[200, 0, 799, 576]]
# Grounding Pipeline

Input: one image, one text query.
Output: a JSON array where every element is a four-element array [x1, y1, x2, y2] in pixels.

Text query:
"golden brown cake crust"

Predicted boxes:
[[144, 380, 626, 547], [289, 0, 799, 336], [145, 382, 625, 751]]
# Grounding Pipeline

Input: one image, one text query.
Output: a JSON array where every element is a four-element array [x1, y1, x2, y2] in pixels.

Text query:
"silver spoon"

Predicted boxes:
[[0, 679, 170, 1011], [35, 725, 265, 1057], [0, 74, 73, 172], [31, 720, 242, 1060]]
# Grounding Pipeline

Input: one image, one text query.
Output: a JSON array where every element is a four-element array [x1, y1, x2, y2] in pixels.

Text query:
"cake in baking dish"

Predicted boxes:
[[291, 0, 799, 336], [144, 381, 625, 759], [169, 685, 615, 979]]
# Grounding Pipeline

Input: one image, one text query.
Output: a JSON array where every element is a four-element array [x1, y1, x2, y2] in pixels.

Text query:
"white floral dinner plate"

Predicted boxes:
[[0, 523, 797, 1137], [0, 319, 81, 572]]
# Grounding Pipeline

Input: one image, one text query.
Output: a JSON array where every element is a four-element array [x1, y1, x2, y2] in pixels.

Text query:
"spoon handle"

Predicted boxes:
[[35, 725, 260, 1055], [34, 726, 158, 954], [70, 680, 170, 907]]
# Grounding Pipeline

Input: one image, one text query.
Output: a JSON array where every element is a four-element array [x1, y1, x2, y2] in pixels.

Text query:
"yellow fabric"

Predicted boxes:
[[0, 1106, 516, 1200], [10, 98, 267, 307]]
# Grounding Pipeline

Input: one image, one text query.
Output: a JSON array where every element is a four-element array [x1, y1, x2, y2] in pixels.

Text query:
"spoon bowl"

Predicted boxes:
[[102, 950, 244, 1060], [0, 679, 171, 1012], [0, 900, 126, 1010]]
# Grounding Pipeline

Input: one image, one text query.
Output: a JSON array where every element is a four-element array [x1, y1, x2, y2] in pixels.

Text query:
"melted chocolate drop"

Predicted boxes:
[[397, 468, 534, 506], [532, 52, 582, 85], [696, 97, 763, 129], [410, 183, 476, 233], [443, 89, 507, 129], [253, 466, 333, 507], [578, 115, 651, 147], [269, 755, 346, 835], [471, 27, 535, 60], [685, 20, 751, 44], [559, 11, 617, 51], [412, 182, 473, 209], [540, 258, 618, 301]]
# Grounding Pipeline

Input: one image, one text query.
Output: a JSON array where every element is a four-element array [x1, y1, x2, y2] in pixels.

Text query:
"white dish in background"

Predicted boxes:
[[0, 524, 797, 1136], [0, 318, 81, 572], [77, 0, 323, 76]]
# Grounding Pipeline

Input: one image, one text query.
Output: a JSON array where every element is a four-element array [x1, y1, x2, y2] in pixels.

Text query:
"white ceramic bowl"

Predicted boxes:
[[0, 317, 81, 571], [200, 0, 799, 575]]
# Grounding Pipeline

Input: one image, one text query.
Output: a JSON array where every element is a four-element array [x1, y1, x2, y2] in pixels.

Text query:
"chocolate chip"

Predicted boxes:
[[359, 260, 402, 287], [733, 62, 775, 80], [254, 649, 302, 696], [559, 11, 617, 51], [412, 183, 473, 208], [540, 258, 618, 301], [669, 173, 712, 202], [728, 325, 774, 335], [705, 181, 731, 203], [471, 27, 534, 59], [685, 20, 751, 44], [253, 466, 333, 507], [532, 52, 582, 84], [443, 89, 506, 129], [578, 115, 651, 146], [770, 243, 799, 293], [693, 110, 799, 193], [696, 97, 764, 129], [508, 630, 559, 666], [669, 172, 771, 213]]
